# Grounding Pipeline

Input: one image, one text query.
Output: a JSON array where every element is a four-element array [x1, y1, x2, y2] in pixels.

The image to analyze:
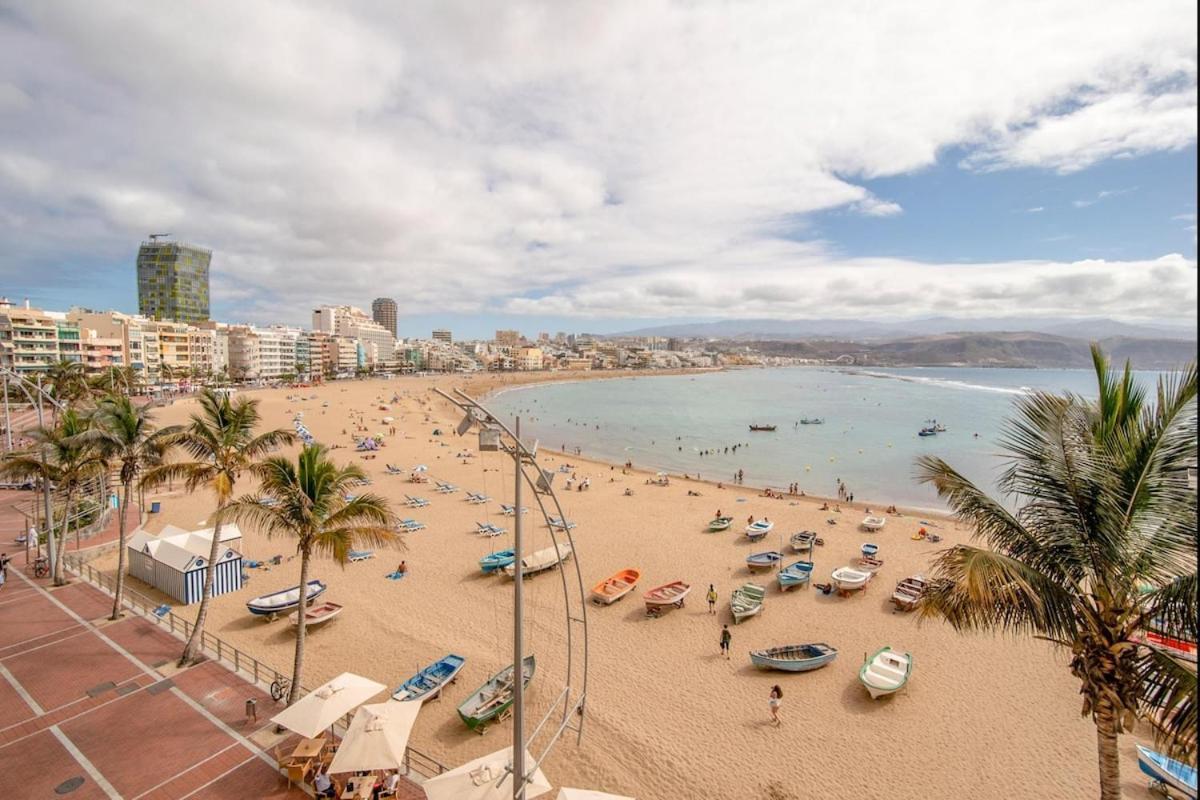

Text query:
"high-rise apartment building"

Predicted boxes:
[[495, 329, 521, 348], [0, 299, 79, 374], [136, 237, 212, 323], [312, 305, 395, 369], [371, 297, 397, 337], [431, 329, 452, 344]]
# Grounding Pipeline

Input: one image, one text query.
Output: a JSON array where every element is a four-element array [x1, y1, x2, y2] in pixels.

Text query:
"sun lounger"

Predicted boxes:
[[465, 492, 490, 504], [475, 522, 506, 537], [499, 505, 528, 516], [398, 519, 425, 531], [404, 495, 430, 508], [348, 550, 375, 562]]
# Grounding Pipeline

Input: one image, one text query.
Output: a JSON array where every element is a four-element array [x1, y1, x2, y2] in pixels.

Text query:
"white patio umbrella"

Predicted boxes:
[[270, 672, 387, 739], [557, 791, 635, 800], [327, 700, 421, 774], [422, 747, 551, 800]]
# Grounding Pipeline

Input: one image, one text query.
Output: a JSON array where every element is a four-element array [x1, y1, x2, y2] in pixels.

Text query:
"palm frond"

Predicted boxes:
[[1137, 645, 1197, 760]]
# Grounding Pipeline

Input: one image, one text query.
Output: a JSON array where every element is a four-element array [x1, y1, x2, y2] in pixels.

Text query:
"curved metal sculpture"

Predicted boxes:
[[435, 387, 588, 800]]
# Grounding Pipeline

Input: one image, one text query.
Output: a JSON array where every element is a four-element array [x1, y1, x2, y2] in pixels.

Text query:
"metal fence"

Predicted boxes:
[[64, 554, 448, 781]]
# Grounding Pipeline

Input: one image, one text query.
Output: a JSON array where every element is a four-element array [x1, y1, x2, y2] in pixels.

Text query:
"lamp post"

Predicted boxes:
[[435, 388, 588, 800]]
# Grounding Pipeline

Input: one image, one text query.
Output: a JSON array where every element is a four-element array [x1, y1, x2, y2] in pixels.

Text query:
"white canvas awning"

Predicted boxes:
[[327, 701, 421, 774], [270, 672, 386, 739], [558, 790, 636, 800], [422, 747, 550, 800]]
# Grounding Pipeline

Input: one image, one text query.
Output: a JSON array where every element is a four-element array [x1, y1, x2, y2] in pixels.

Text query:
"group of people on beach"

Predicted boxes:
[[835, 478, 854, 503]]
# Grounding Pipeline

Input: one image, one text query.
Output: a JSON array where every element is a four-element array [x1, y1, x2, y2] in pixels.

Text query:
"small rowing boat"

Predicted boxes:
[[393, 654, 466, 702], [831, 566, 872, 592], [790, 530, 816, 552], [750, 643, 837, 672], [746, 551, 783, 571], [590, 568, 641, 605], [479, 549, 516, 574], [504, 542, 573, 578], [707, 516, 733, 532], [745, 520, 774, 540], [644, 581, 691, 615], [861, 516, 886, 532], [247, 580, 327, 618], [861, 542, 879, 557], [457, 656, 536, 733], [860, 647, 912, 699], [892, 575, 929, 611], [778, 560, 814, 590], [730, 583, 766, 623], [857, 555, 884, 572], [288, 601, 343, 628], [1136, 745, 1197, 798]]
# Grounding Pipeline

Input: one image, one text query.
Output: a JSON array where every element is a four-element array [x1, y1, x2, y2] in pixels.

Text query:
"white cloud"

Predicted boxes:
[[0, 1, 1195, 325], [1073, 188, 1137, 208], [1025, 206, 1046, 213]]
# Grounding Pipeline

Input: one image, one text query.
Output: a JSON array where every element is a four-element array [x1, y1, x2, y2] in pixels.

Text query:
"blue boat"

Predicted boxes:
[[750, 643, 838, 672], [393, 654, 467, 702], [778, 560, 814, 590], [479, 549, 516, 574], [746, 551, 783, 570], [861, 543, 879, 557], [1137, 745, 1197, 799]]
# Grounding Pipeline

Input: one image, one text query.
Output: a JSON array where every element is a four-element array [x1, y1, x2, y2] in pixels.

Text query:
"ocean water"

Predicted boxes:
[[486, 367, 1169, 511]]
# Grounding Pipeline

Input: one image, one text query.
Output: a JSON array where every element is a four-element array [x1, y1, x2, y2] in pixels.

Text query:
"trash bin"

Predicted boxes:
[[150, 502, 161, 513]]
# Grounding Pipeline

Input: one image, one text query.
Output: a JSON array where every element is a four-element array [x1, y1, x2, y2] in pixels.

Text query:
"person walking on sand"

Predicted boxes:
[[706, 584, 718, 614], [769, 685, 783, 726], [720, 625, 732, 659]]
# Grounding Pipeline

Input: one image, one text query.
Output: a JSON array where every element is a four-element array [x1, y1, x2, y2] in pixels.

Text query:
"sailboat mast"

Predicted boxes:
[[512, 417, 525, 800]]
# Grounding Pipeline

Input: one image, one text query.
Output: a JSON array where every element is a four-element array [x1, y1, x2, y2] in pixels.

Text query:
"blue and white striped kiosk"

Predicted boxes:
[[126, 524, 244, 604]]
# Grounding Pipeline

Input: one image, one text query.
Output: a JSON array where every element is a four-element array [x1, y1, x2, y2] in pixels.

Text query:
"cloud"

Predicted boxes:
[[0, 1, 1195, 327], [1025, 206, 1046, 213], [1073, 188, 1137, 208]]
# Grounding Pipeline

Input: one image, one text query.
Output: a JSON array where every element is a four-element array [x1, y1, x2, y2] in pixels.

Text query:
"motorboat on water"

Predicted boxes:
[[749, 424, 777, 432]]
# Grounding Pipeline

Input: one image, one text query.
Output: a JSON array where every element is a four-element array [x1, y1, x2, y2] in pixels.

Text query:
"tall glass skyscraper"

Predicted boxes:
[[136, 239, 211, 323], [372, 297, 398, 337]]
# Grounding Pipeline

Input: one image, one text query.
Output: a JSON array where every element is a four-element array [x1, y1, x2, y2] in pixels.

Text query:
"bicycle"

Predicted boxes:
[[270, 675, 291, 702], [33, 556, 49, 579]]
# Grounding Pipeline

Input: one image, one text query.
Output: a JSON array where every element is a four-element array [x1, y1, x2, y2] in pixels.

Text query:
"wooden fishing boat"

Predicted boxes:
[[288, 601, 343, 628], [750, 643, 837, 672], [859, 647, 912, 699], [644, 581, 691, 615], [479, 549, 516, 574], [246, 580, 327, 617], [790, 530, 816, 552], [457, 656, 536, 733], [861, 515, 887, 532], [503, 542, 573, 578], [590, 568, 641, 605], [831, 566, 872, 592], [857, 555, 884, 573], [748, 424, 776, 432], [746, 551, 783, 571], [707, 516, 733, 532], [777, 560, 814, 590], [1137, 745, 1198, 799], [861, 543, 879, 557], [393, 654, 467, 702], [892, 575, 929, 611], [745, 520, 774, 540], [731, 583, 766, 623]]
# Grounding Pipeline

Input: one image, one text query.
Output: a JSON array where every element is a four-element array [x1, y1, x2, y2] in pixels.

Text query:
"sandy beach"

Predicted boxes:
[[91, 371, 1162, 800]]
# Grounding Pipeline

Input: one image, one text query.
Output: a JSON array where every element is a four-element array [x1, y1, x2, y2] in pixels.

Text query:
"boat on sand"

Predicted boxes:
[[708, 516, 733, 532], [745, 520, 774, 540], [778, 560, 814, 590], [790, 530, 816, 552], [479, 549, 516, 574], [457, 656, 536, 733], [644, 581, 691, 615], [892, 575, 929, 611], [288, 601, 342, 628], [247, 580, 327, 618], [859, 647, 912, 699], [503, 542, 573, 578], [393, 654, 466, 702], [591, 568, 641, 605], [750, 643, 837, 672], [861, 516, 886, 532], [731, 583, 766, 623], [746, 551, 783, 571], [1136, 745, 1197, 799], [831, 566, 872, 592]]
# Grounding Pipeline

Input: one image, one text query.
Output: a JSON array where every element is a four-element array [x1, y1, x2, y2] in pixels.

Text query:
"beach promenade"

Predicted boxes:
[[0, 519, 428, 798]]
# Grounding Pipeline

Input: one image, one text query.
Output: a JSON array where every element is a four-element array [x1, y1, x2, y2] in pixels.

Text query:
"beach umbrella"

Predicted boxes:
[[327, 700, 421, 774], [557, 791, 636, 800], [422, 747, 551, 800], [270, 672, 386, 739]]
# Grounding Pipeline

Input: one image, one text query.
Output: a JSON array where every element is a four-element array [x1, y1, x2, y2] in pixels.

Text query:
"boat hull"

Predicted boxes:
[[831, 567, 872, 592], [394, 654, 467, 703], [859, 647, 912, 699], [247, 580, 327, 617], [479, 549, 516, 574], [591, 569, 641, 605], [707, 517, 733, 532], [1137, 745, 1198, 798], [750, 643, 837, 672], [778, 561, 814, 590], [746, 551, 783, 570], [288, 602, 343, 627], [457, 656, 536, 731]]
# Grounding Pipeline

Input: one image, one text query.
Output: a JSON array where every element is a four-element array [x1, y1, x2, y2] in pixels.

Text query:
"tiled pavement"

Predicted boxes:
[[0, 565, 428, 799]]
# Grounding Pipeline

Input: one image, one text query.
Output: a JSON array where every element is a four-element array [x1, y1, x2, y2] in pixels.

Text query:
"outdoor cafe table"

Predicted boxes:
[[289, 736, 326, 763], [341, 776, 375, 799]]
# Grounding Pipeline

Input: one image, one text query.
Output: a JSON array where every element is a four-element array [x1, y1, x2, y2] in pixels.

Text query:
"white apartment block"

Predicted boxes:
[[312, 305, 395, 368]]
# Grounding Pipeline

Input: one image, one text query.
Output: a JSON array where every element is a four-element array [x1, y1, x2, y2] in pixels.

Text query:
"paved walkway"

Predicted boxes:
[[0, 564, 427, 799]]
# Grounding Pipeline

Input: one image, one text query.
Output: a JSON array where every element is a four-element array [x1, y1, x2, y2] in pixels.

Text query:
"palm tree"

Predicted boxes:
[[88, 396, 178, 620], [1, 410, 106, 585], [916, 346, 1196, 799], [227, 445, 399, 703], [45, 360, 88, 419], [145, 390, 294, 666]]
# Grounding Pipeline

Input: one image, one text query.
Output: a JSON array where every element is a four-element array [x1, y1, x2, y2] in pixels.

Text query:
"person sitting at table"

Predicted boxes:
[[379, 771, 402, 798], [313, 767, 335, 798]]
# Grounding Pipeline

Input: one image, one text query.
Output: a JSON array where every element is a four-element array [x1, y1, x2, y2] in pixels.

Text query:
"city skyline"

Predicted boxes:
[[0, 3, 1196, 335]]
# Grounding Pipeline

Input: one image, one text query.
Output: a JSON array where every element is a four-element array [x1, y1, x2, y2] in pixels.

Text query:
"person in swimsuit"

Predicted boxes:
[[769, 685, 783, 726]]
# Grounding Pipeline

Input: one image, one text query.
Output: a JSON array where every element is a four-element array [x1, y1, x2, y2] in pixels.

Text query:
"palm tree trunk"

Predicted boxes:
[[110, 481, 131, 620], [178, 511, 225, 666], [1095, 699, 1123, 800], [287, 546, 310, 705], [52, 487, 74, 586]]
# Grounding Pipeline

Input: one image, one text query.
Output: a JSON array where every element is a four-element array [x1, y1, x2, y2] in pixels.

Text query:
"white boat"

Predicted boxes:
[[503, 542, 573, 577], [859, 647, 912, 699], [246, 580, 327, 617], [288, 601, 343, 627], [861, 516, 887, 532], [831, 566, 872, 592], [790, 530, 816, 552], [745, 520, 774, 539], [1137, 745, 1198, 799], [730, 583, 766, 624]]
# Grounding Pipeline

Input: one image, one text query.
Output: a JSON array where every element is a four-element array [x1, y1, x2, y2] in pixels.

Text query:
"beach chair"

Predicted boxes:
[[548, 517, 576, 530], [348, 550, 375, 562], [404, 495, 429, 508], [399, 519, 426, 531], [466, 492, 490, 504], [499, 504, 528, 516], [385, 464, 404, 475]]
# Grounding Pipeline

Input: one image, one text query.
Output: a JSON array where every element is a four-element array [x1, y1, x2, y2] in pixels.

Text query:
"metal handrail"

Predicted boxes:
[[61, 553, 448, 779]]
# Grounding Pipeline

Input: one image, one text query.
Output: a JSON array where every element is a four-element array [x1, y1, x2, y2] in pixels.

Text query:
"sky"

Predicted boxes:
[[0, 1, 1196, 340]]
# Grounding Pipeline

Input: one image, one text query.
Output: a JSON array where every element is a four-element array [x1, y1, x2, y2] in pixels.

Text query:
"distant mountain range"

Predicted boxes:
[[615, 317, 1197, 342], [747, 332, 1197, 369]]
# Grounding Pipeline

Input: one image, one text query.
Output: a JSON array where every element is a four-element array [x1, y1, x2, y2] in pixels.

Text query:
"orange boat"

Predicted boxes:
[[590, 568, 641, 605]]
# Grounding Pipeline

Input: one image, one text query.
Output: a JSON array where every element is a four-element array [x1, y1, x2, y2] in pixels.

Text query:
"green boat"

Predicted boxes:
[[457, 655, 536, 733], [707, 516, 733, 532]]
